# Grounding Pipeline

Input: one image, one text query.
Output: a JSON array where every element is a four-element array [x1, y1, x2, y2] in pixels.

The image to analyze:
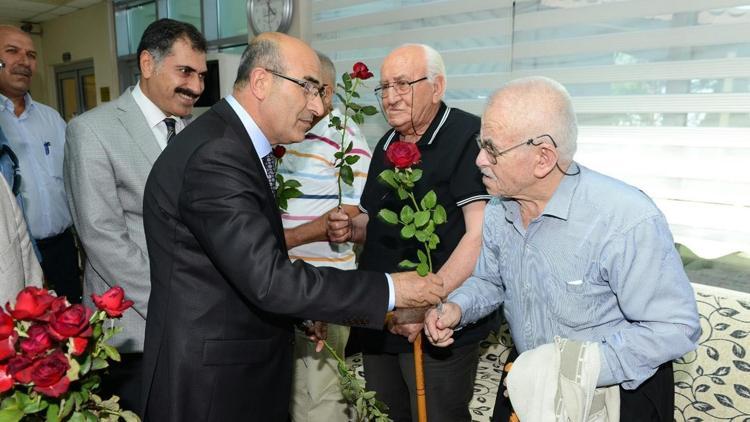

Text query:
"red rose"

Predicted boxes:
[[6, 287, 55, 320], [20, 325, 53, 358], [0, 309, 13, 339], [385, 141, 421, 169], [0, 331, 17, 361], [272, 145, 286, 159], [47, 304, 92, 341], [8, 355, 34, 384], [69, 337, 88, 356], [30, 350, 70, 397], [0, 363, 12, 393], [350, 62, 374, 80], [91, 285, 134, 318]]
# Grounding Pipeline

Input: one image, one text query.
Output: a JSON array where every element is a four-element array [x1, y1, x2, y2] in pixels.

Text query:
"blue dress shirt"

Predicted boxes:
[[0, 93, 71, 239], [449, 163, 700, 389]]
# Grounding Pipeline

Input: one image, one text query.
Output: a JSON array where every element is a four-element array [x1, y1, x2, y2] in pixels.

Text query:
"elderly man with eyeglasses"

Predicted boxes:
[[327, 44, 499, 422], [424, 76, 700, 422]]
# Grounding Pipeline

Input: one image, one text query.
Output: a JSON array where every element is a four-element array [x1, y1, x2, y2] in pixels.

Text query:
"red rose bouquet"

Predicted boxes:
[[0, 286, 138, 421], [271, 145, 302, 212], [329, 62, 379, 207]]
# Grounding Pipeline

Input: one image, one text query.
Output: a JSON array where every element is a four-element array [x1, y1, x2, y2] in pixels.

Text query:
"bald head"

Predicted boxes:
[[485, 76, 577, 163], [0, 25, 37, 101], [235, 32, 321, 89]]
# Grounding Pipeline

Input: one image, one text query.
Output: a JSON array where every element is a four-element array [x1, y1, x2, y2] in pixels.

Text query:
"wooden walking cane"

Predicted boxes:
[[414, 332, 428, 422]]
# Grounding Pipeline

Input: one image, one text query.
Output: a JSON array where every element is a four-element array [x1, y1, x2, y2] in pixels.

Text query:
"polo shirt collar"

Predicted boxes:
[[541, 162, 581, 221], [382, 101, 451, 151]]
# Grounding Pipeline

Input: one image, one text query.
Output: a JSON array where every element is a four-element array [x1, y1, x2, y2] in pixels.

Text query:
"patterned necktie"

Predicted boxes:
[[164, 117, 176, 144], [261, 152, 277, 194]]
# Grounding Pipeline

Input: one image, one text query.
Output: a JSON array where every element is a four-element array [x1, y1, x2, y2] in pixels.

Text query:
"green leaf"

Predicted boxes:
[[377, 209, 398, 225], [285, 188, 303, 199], [284, 179, 302, 189], [397, 259, 418, 269], [103, 343, 121, 361], [120, 411, 140, 422], [46, 403, 60, 422], [410, 168, 423, 182], [433, 204, 447, 225], [344, 141, 354, 154], [421, 191, 437, 209], [348, 102, 361, 112], [91, 357, 109, 370], [415, 230, 428, 242], [424, 220, 435, 235], [344, 154, 360, 165], [340, 165, 354, 186], [83, 410, 98, 422], [277, 197, 288, 212], [330, 114, 343, 129], [0, 409, 23, 422], [60, 397, 75, 419], [413, 211, 430, 228], [67, 356, 80, 382], [399, 205, 414, 224], [361, 105, 378, 116], [377, 170, 398, 189], [351, 113, 364, 125], [428, 233, 440, 250], [350, 90, 360, 98], [397, 187, 408, 200], [417, 249, 428, 265], [79, 353, 92, 376], [400, 224, 416, 239], [416, 262, 429, 276], [333, 151, 343, 160]]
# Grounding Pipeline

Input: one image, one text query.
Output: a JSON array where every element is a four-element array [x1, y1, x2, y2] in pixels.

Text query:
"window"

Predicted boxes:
[[115, 1, 157, 56]]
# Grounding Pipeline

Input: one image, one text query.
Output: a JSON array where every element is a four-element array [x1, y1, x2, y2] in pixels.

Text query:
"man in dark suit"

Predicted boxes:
[[140, 32, 444, 422]]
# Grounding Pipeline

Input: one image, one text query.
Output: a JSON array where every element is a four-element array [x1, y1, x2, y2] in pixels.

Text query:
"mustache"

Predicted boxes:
[[11, 65, 32, 77], [175, 87, 200, 99]]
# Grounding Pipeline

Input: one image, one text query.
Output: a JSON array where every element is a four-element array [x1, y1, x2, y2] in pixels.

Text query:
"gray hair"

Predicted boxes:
[[399, 43, 446, 90], [234, 37, 284, 89], [316, 51, 336, 85], [489, 76, 578, 163]]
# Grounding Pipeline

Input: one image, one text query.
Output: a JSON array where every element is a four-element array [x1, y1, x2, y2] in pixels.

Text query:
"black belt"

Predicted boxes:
[[35, 226, 72, 246]]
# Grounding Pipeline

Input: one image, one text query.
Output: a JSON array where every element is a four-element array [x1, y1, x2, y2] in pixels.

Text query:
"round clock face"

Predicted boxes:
[[248, 0, 293, 35]]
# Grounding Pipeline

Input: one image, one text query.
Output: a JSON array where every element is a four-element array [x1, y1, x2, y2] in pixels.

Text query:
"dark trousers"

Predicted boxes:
[[492, 348, 675, 422], [99, 352, 143, 413], [36, 227, 82, 303], [362, 342, 479, 422]]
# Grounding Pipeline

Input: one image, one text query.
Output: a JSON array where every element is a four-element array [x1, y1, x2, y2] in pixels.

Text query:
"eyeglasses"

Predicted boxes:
[[476, 134, 557, 165], [374, 77, 428, 98], [265, 69, 326, 100]]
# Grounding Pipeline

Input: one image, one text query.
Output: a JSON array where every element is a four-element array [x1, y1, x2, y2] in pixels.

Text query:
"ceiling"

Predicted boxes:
[[0, 0, 102, 24]]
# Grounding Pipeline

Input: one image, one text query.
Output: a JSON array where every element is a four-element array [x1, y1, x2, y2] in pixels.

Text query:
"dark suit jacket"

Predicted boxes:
[[140, 99, 388, 421]]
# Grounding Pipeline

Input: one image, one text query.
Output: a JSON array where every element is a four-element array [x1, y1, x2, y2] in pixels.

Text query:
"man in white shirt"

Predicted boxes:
[[63, 18, 207, 412], [0, 25, 78, 302]]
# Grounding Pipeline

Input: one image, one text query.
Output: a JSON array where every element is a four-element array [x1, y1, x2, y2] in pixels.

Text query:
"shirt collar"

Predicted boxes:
[[131, 82, 182, 129], [541, 162, 581, 221], [0, 92, 35, 116], [225, 94, 272, 158], [382, 101, 450, 151]]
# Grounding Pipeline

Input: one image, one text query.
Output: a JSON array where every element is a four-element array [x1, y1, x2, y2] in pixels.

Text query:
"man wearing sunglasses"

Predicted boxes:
[[425, 77, 700, 422], [328, 44, 498, 422], [140, 33, 444, 422]]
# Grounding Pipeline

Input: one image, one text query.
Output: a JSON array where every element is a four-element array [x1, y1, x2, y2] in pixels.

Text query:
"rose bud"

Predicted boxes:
[[6, 287, 55, 320], [350, 62, 374, 80], [20, 325, 54, 358], [272, 145, 286, 159], [0, 364, 12, 394], [0, 309, 13, 339], [47, 304, 92, 341], [8, 355, 34, 384], [385, 141, 421, 169], [31, 350, 70, 397], [91, 285, 134, 318], [69, 337, 89, 356], [0, 331, 17, 362]]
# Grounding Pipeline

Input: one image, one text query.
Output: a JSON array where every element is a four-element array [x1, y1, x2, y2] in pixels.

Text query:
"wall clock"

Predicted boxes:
[[248, 0, 294, 35]]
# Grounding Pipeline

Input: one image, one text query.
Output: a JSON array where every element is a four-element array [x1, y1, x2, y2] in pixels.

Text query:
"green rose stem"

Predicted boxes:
[[334, 77, 359, 208]]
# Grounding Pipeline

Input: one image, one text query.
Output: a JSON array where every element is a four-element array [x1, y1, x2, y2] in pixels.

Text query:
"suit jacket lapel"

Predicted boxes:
[[213, 100, 287, 252], [115, 88, 161, 166]]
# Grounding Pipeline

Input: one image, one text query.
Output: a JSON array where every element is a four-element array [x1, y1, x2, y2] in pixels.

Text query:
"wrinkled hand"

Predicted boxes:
[[424, 302, 461, 347], [389, 321, 424, 343], [304, 321, 328, 353], [392, 271, 445, 308], [326, 209, 351, 243]]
